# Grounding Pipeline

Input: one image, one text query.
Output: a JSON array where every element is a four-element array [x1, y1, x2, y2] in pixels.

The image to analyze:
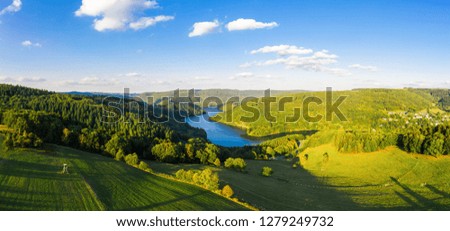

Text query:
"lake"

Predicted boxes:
[[186, 107, 262, 147]]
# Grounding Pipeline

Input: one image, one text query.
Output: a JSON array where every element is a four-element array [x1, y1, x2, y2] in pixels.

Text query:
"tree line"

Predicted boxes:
[[334, 120, 450, 156]]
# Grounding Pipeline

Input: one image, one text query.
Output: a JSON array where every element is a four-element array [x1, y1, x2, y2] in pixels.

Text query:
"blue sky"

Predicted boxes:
[[0, 0, 449, 92]]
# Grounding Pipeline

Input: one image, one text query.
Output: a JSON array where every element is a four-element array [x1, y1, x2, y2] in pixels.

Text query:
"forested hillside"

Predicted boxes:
[[139, 89, 306, 108], [0, 84, 222, 165], [215, 89, 437, 137]]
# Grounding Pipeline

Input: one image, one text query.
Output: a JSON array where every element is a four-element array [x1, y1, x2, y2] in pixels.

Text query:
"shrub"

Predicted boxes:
[[151, 141, 183, 163], [224, 158, 247, 171], [233, 158, 247, 171], [222, 185, 234, 198], [175, 168, 219, 191], [5, 131, 43, 148], [224, 158, 234, 168], [138, 161, 152, 173], [124, 153, 139, 166], [261, 167, 273, 177], [213, 158, 221, 167], [115, 149, 125, 161]]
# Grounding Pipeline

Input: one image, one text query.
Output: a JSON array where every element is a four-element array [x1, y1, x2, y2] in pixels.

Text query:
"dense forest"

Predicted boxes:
[[412, 88, 450, 111], [0, 84, 229, 166]]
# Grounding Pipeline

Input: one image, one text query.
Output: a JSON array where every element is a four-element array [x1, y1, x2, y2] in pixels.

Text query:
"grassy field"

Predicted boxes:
[[0, 137, 248, 211], [300, 144, 450, 210], [150, 160, 359, 210], [150, 146, 450, 211]]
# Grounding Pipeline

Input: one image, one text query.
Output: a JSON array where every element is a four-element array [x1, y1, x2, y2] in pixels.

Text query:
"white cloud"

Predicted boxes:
[[0, 76, 46, 83], [230, 72, 254, 80], [149, 79, 170, 85], [239, 62, 255, 68], [129, 15, 174, 30], [256, 50, 339, 69], [245, 45, 352, 76], [21, 40, 42, 47], [230, 72, 278, 80], [75, 0, 171, 32], [324, 68, 352, 77], [124, 72, 142, 77], [188, 20, 220, 37], [226, 18, 278, 31], [61, 77, 118, 86], [194, 76, 212, 81], [21, 40, 32, 46], [18, 77, 46, 82], [348, 64, 378, 72], [0, 0, 22, 15], [236, 72, 254, 78], [0, 76, 13, 82], [250, 45, 313, 56]]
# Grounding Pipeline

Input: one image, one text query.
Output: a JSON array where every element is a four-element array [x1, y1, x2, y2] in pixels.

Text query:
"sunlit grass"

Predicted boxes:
[[0, 136, 247, 211]]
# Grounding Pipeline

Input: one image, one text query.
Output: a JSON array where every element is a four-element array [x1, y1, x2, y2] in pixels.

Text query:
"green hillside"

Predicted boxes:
[[299, 144, 450, 210], [150, 160, 359, 210], [139, 89, 307, 108], [151, 143, 450, 210], [0, 136, 247, 211], [214, 89, 437, 137]]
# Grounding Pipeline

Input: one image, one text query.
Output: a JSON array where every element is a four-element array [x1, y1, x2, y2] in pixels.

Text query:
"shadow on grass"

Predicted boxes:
[[390, 177, 449, 210], [0, 159, 78, 181], [124, 192, 208, 211], [425, 184, 450, 199], [0, 196, 56, 211]]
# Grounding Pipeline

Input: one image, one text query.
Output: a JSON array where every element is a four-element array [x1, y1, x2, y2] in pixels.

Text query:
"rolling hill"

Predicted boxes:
[[214, 89, 437, 137], [0, 136, 248, 211], [150, 141, 450, 211]]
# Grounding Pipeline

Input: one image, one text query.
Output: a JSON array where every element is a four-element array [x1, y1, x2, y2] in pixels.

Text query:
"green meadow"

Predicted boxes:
[[0, 136, 248, 211], [150, 142, 450, 211], [299, 143, 450, 210]]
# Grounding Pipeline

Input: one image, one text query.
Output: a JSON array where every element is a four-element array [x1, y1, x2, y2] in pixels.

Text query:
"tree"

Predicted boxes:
[[151, 141, 183, 163], [266, 146, 275, 157], [224, 158, 247, 171], [125, 153, 139, 166], [115, 149, 125, 161], [175, 168, 219, 191], [261, 166, 273, 177], [443, 135, 450, 155], [202, 143, 220, 165], [197, 168, 219, 190], [61, 128, 78, 146], [138, 161, 152, 172], [221, 185, 234, 198], [233, 158, 247, 171], [185, 138, 204, 161], [213, 158, 221, 167], [224, 158, 234, 169], [105, 134, 129, 158], [423, 133, 445, 156]]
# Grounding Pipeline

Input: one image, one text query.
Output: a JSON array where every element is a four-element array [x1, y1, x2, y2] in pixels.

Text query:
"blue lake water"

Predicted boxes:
[[186, 107, 262, 147]]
